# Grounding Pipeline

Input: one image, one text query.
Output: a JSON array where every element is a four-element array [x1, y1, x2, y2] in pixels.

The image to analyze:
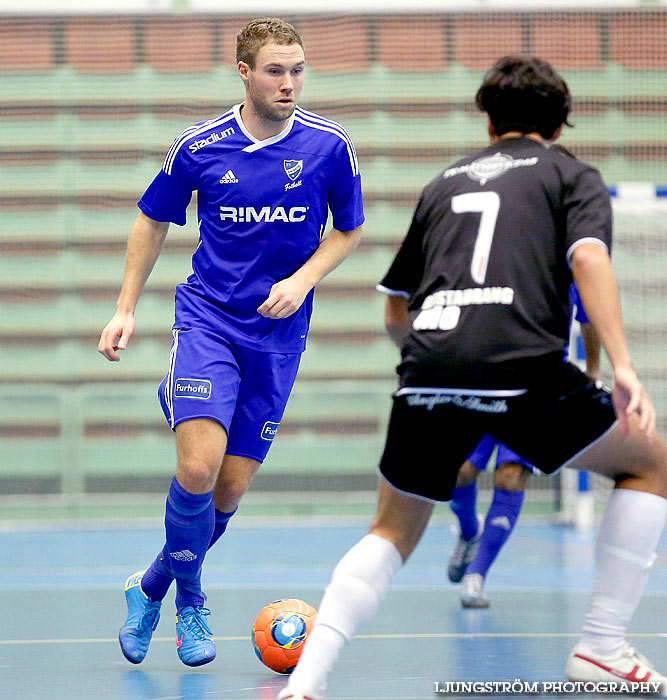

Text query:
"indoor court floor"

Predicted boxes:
[[1, 513, 666, 700]]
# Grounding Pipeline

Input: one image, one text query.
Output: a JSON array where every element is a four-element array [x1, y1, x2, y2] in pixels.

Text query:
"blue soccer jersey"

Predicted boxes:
[[139, 104, 365, 353]]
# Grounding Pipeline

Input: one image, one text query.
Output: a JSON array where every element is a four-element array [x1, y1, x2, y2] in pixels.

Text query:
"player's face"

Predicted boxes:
[[242, 42, 305, 124]]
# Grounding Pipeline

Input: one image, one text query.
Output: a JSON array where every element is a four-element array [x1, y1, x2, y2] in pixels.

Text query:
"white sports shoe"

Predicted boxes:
[[276, 688, 323, 700], [566, 642, 667, 694], [460, 573, 490, 609], [448, 514, 483, 583]]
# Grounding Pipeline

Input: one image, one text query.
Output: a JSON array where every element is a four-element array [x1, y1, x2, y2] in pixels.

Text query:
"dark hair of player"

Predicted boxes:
[[475, 55, 572, 140], [236, 17, 304, 69]]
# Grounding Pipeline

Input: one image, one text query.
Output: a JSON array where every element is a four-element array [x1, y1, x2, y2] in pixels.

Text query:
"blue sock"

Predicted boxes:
[[449, 482, 480, 541], [208, 508, 237, 550], [467, 488, 524, 578], [141, 477, 214, 610]]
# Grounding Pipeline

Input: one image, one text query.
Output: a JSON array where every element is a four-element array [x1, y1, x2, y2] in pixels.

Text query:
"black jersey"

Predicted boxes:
[[379, 137, 612, 387]]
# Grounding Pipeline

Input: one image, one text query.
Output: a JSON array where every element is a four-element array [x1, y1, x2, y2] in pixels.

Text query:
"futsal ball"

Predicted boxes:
[[252, 598, 317, 674]]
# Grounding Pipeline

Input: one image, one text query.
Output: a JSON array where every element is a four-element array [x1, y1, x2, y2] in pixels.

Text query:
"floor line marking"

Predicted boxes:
[[1, 632, 666, 645]]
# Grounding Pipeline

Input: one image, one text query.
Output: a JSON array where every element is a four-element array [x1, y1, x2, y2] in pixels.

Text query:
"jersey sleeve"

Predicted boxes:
[[327, 137, 365, 232], [377, 196, 427, 299], [564, 167, 613, 266], [138, 137, 196, 226]]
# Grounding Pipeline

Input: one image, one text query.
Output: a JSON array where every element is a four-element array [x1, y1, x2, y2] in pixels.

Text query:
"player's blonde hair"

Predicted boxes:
[[236, 18, 304, 69]]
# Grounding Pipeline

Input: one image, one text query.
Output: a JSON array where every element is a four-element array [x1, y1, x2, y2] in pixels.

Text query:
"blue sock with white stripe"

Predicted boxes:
[[449, 482, 480, 541], [141, 477, 214, 610], [467, 488, 524, 578]]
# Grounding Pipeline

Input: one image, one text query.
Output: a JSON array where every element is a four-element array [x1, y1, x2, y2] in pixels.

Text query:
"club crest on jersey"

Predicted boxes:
[[284, 159, 303, 181]]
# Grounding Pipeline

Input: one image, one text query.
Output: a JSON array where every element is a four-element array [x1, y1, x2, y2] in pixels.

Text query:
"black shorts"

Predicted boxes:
[[378, 362, 617, 502]]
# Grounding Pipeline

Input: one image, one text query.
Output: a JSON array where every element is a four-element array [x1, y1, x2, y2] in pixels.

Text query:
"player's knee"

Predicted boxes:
[[177, 459, 219, 494], [494, 463, 529, 491], [456, 460, 478, 487]]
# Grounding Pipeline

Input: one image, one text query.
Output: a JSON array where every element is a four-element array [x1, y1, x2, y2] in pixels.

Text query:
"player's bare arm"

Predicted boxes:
[[581, 322, 601, 380], [571, 241, 655, 437], [98, 212, 169, 362], [384, 295, 411, 349], [258, 224, 363, 319]]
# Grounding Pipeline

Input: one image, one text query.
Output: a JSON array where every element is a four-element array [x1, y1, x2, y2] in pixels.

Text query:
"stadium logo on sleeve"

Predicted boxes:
[[174, 378, 212, 400], [261, 421, 280, 441], [284, 159, 303, 181], [443, 153, 538, 186]]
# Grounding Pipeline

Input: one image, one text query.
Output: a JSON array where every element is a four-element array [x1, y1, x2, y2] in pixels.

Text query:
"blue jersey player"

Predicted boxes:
[[447, 284, 601, 609], [98, 18, 364, 668]]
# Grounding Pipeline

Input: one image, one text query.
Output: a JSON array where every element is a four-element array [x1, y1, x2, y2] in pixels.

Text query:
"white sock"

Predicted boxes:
[[287, 533, 403, 696], [581, 488, 667, 657]]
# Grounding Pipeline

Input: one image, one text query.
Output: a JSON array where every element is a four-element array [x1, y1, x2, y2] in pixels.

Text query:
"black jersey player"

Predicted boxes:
[[278, 56, 667, 700]]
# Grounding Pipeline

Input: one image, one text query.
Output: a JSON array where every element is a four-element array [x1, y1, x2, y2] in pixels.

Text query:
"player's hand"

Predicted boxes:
[[257, 277, 311, 319], [98, 311, 135, 362], [612, 364, 655, 439]]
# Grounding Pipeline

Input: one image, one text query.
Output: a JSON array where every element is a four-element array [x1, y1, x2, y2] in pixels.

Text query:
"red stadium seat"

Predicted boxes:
[[0, 19, 54, 71], [376, 17, 447, 72], [454, 16, 523, 71], [299, 18, 369, 71], [610, 14, 667, 69], [144, 18, 214, 73], [219, 17, 255, 66], [65, 19, 136, 73], [531, 15, 603, 70]]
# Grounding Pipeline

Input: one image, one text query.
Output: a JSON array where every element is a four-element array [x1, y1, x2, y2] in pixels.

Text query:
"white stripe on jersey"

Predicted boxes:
[[165, 329, 180, 428], [294, 108, 359, 176], [163, 110, 235, 175]]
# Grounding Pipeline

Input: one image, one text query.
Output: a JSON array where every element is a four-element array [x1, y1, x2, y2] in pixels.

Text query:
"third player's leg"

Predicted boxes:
[[567, 415, 667, 497], [369, 478, 435, 562]]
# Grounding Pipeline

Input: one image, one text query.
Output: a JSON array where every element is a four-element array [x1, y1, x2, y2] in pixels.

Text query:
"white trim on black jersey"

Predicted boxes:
[[395, 387, 527, 397], [376, 283, 410, 299], [294, 106, 359, 176], [566, 237, 609, 267], [163, 110, 235, 175]]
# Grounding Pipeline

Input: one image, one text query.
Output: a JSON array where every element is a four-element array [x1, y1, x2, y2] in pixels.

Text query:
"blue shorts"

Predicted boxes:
[[467, 434, 537, 473], [158, 327, 301, 463]]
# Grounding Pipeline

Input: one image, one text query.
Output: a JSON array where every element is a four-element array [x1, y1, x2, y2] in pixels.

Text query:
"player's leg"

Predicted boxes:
[[503, 366, 667, 686], [461, 455, 530, 609], [205, 454, 260, 550], [281, 478, 434, 700], [119, 328, 239, 666], [563, 417, 667, 686], [447, 437, 494, 582]]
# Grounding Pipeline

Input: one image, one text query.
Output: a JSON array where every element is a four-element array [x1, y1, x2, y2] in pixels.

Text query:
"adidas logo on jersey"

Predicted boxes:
[[220, 170, 239, 184]]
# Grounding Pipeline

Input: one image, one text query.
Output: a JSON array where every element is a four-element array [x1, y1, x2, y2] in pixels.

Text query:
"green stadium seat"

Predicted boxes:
[[309, 292, 386, 333]]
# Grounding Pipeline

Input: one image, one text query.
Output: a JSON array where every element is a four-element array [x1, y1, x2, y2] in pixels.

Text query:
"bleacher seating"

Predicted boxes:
[[0, 11, 666, 494]]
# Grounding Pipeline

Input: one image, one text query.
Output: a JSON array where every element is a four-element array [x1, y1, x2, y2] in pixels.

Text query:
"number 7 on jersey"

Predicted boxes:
[[452, 191, 500, 285]]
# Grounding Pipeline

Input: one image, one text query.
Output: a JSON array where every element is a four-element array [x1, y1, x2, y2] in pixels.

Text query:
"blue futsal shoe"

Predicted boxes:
[[119, 571, 162, 664], [175, 606, 216, 667]]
